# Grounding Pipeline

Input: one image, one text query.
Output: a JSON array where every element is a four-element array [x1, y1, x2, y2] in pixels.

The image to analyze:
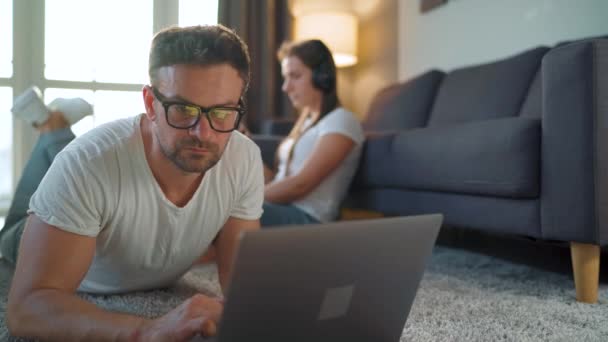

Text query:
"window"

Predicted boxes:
[[4, 0, 219, 214], [179, 0, 218, 26], [0, 88, 12, 199], [42, 0, 219, 138], [0, 0, 13, 205], [0, 0, 12, 78], [43, 0, 152, 137], [45, 89, 145, 136], [45, 0, 151, 84]]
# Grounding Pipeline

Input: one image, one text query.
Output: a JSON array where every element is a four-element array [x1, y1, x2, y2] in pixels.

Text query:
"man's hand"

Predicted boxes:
[[134, 294, 223, 341]]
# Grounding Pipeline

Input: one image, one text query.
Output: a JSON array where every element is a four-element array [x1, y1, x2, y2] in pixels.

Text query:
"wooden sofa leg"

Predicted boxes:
[[340, 208, 384, 220], [570, 242, 600, 303]]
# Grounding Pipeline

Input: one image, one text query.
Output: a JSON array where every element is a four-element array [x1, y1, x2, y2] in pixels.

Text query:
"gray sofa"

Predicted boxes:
[[254, 36, 608, 302]]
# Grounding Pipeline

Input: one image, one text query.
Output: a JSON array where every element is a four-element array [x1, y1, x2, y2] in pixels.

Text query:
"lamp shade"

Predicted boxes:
[[295, 11, 358, 68]]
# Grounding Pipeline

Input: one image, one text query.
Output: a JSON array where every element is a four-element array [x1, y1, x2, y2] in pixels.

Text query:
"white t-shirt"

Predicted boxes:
[[274, 107, 365, 222], [29, 115, 264, 294]]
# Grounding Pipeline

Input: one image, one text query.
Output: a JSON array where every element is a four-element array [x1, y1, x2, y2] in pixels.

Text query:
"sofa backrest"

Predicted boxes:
[[518, 69, 542, 118], [426, 46, 549, 127], [555, 34, 608, 48], [363, 70, 444, 132], [518, 38, 608, 119]]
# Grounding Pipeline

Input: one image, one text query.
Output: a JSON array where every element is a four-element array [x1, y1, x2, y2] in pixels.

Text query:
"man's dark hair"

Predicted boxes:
[[149, 25, 250, 94]]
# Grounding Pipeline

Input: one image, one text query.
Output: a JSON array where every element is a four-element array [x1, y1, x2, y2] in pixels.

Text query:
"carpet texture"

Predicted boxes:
[[0, 246, 606, 341]]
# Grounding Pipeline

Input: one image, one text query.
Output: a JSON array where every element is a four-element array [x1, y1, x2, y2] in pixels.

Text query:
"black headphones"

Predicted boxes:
[[311, 43, 336, 93]]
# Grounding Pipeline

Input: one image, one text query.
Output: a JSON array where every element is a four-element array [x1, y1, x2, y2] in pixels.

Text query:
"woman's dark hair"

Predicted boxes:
[[277, 39, 339, 117], [149, 25, 251, 95], [274, 40, 341, 174]]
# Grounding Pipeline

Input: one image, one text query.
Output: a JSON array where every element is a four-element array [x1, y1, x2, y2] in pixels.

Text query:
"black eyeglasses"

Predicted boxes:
[[151, 87, 244, 133]]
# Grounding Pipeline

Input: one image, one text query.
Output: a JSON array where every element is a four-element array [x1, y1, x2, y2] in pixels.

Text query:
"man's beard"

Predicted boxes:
[[159, 135, 222, 173]]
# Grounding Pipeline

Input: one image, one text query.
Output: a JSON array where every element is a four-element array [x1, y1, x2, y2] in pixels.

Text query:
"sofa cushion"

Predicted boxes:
[[251, 134, 283, 167], [356, 117, 541, 198], [427, 47, 549, 126], [346, 188, 541, 238], [363, 70, 444, 132], [259, 118, 295, 136]]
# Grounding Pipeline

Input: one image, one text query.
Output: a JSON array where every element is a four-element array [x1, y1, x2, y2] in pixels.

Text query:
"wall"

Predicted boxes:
[[350, 0, 398, 118], [399, 0, 608, 80], [289, 0, 399, 119]]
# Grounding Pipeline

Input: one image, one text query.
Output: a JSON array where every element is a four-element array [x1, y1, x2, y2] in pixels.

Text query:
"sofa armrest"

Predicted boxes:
[[250, 134, 283, 167], [541, 38, 608, 244]]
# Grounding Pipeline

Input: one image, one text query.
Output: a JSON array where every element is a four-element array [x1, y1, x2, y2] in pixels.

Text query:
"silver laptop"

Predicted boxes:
[[198, 214, 442, 342]]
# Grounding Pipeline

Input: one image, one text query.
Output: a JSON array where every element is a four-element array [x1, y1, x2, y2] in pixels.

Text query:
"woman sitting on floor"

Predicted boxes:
[[260, 39, 365, 227]]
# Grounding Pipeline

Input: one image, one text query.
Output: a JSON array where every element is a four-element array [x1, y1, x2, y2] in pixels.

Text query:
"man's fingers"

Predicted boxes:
[[210, 297, 224, 321], [173, 317, 218, 340], [174, 317, 207, 340], [202, 319, 218, 337], [188, 294, 224, 321]]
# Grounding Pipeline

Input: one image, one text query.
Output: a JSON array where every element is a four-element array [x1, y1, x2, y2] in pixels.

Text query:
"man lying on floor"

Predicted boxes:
[[1, 24, 263, 341]]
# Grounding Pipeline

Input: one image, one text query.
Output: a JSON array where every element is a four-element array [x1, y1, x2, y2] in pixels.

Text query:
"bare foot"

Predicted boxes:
[[36, 111, 70, 133]]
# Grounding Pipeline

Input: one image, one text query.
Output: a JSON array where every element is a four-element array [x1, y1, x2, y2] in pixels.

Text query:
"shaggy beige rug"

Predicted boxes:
[[1, 245, 607, 341]]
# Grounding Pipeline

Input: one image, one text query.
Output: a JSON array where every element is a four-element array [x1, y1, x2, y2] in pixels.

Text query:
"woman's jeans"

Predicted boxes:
[[261, 202, 320, 228]]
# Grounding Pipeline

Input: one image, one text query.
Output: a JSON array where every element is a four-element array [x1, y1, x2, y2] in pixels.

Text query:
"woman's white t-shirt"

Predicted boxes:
[[274, 107, 365, 222], [28, 115, 264, 294]]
